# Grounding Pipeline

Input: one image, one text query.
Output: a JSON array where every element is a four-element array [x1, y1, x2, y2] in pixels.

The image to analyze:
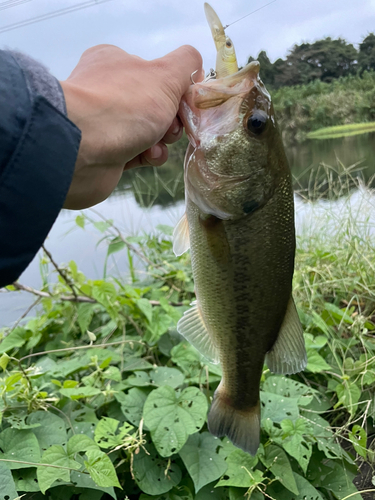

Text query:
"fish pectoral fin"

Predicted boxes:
[[173, 212, 190, 257], [265, 296, 307, 375], [177, 300, 220, 363]]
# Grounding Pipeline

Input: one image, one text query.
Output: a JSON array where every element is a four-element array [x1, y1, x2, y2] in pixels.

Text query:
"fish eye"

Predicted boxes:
[[226, 40, 232, 47], [246, 110, 268, 135]]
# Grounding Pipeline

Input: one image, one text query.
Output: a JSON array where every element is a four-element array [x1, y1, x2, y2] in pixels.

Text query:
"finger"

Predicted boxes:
[[162, 116, 183, 144], [155, 45, 204, 97], [124, 142, 168, 170]]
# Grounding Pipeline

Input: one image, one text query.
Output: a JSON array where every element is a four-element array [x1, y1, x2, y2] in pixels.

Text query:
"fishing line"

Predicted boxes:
[[0, 0, 32, 10], [0, 0, 116, 34], [223, 0, 278, 30]]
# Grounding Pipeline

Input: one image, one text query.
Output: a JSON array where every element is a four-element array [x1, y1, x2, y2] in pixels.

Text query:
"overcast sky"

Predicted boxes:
[[0, 0, 374, 80]]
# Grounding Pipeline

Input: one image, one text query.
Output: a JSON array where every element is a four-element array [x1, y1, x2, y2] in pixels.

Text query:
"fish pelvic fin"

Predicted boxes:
[[177, 300, 220, 363], [173, 212, 190, 256], [208, 383, 260, 456], [265, 296, 307, 375]]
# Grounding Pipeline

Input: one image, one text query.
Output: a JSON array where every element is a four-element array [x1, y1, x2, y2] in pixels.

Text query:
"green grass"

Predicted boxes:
[[307, 121, 375, 139]]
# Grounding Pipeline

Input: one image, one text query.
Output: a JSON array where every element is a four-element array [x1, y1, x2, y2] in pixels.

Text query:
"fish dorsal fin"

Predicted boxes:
[[177, 300, 220, 364], [173, 212, 190, 257], [265, 297, 307, 375]]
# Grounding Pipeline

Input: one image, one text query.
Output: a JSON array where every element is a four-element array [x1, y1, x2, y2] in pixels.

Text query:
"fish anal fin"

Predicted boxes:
[[173, 212, 190, 257], [177, 300, 219, 364], [208, 382, 260, 456], [265, 296, 307, 375]]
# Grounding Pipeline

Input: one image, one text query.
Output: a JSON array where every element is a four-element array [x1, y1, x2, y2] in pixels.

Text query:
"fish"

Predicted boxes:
[[172, 3, 307, 455]]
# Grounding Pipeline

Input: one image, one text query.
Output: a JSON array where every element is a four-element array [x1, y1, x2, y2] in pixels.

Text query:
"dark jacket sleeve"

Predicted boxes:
[[0, 50, 81, 288]]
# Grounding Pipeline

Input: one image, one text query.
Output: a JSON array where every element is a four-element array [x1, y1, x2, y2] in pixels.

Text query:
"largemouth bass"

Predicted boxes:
[[173, 4, 307, 455]]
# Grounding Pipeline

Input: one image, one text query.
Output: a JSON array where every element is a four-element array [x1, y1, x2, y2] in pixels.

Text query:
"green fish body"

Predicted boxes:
[[174, 61, 307, 455]]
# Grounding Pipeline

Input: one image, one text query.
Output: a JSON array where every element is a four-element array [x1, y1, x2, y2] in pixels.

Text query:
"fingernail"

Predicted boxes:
[[172, 122, 181, 135], [151, 144, 163, 159]]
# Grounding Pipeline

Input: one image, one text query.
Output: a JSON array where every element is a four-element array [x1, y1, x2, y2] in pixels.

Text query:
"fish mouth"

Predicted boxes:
[[179, 61, 263, 147]]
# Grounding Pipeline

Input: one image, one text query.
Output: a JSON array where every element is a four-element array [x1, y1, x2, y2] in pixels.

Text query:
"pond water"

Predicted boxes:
[[1, 131, 375, 327]]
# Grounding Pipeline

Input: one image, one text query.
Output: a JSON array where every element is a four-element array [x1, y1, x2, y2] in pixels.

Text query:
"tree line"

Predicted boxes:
[[249, 33, 375, 88]]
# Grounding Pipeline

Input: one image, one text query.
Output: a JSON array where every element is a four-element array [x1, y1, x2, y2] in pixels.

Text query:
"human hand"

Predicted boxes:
[[60, 44, 203, 209]]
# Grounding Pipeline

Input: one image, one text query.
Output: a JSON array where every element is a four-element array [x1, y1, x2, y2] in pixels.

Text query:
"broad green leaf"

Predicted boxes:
[[149, 367, 185, 388], [127, 370, 153, 387], [76, 214, 85, 228], [261, 444, 298, 495], [143, 386, 208, 456], [77, 303, 95, 334], [94, 417, 133, 448], [37, 445, 75, 494], [0, 463, 18, 498], [335, 381, 361, 416], [216, 449, 258, 487], [84, 448, 121, 489], [179, 432, 227, 493], [318, 459, 362, 500], [132, 442, 182, 495], [323, 303, 353, 325], [348, 425, 367, 459], [67, 435, 99, 456], [103, 366, 121, 382], [70, 470, 117, 499], [263, 375, 314, 406], [306, 349, 331, 372], [267, 472, 325, 500], [260, 391, 300, 423], [302, 412, 346, 460], [0, 428, 41, 469], [13, 467, 40, 492], [107, 236, 126, 256], [270, 419, 312, 473], [0, 327, 27, 354], [156, 224, 173, 236], [122, 356, 153, 372], [59, 386, 101, 399], [139, 485, 193, 500], [195, 482, 229, 500], [136, 298, 153, 323], [27, 412, 67, 451], [171, 342, 202, 375], [93, 220, 112, 232], [117, 387, 150, 426], [0, 353, 10, 370]]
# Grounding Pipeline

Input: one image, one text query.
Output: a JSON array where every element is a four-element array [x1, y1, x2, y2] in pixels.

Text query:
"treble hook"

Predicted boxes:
[[190, 70, 198, 85]]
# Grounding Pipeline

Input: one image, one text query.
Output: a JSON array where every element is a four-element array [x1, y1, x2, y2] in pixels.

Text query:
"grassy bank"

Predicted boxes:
[[272, 71, 375, 144], [0, 175, 374, 499]]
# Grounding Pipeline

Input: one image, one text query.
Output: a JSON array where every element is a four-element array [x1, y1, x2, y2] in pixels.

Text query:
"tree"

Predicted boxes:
[[358, 33, 375, 73]]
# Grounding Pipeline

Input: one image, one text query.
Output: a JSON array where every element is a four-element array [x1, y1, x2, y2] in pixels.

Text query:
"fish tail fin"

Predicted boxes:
[[207, 383, 260, 455]]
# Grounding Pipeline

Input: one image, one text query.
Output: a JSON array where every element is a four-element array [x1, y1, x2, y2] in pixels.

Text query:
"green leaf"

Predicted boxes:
[[348, 425, 367, 459], [136, 298, 153, 323], [261, 444, 298, 495], [149, 367, 185, 388], [0, 353, 10, 370], [216, 449, 258, 487], [132, 442, 182, 495], [76, 214, 85, 228], [93, 220, 112, 232], [302, 412, 346, 459], [0, 463, 18, 499], [13, 467, 40, 492], [84, 448, 121, 489], [260, 391, 300, 423], [70, 469, 117, 499], [178, 432, 227, 493], [143, 386, 208, 456], [306, 349, 331, 372], [107, 236, 126, 256], [272, 419, 312, 474], [117, 387, 150, 426], [171, 342, 202, 375], [36, 445, 74, 494], [77, 303, 95, 334], [314, 459, 361, 500], [27, 411, 67, 451], [0, 327, 27, 354], [156, 224, 174, 236], [229, 488, 263, 500], [262, 375, 314, 406], [0, 428, 41, 469], [59, 386, 102, 399], [267, 472, 325, 499], [94, 417, 133, 448], [335, 381, 361, 416], [67, 435, 100, 456]]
